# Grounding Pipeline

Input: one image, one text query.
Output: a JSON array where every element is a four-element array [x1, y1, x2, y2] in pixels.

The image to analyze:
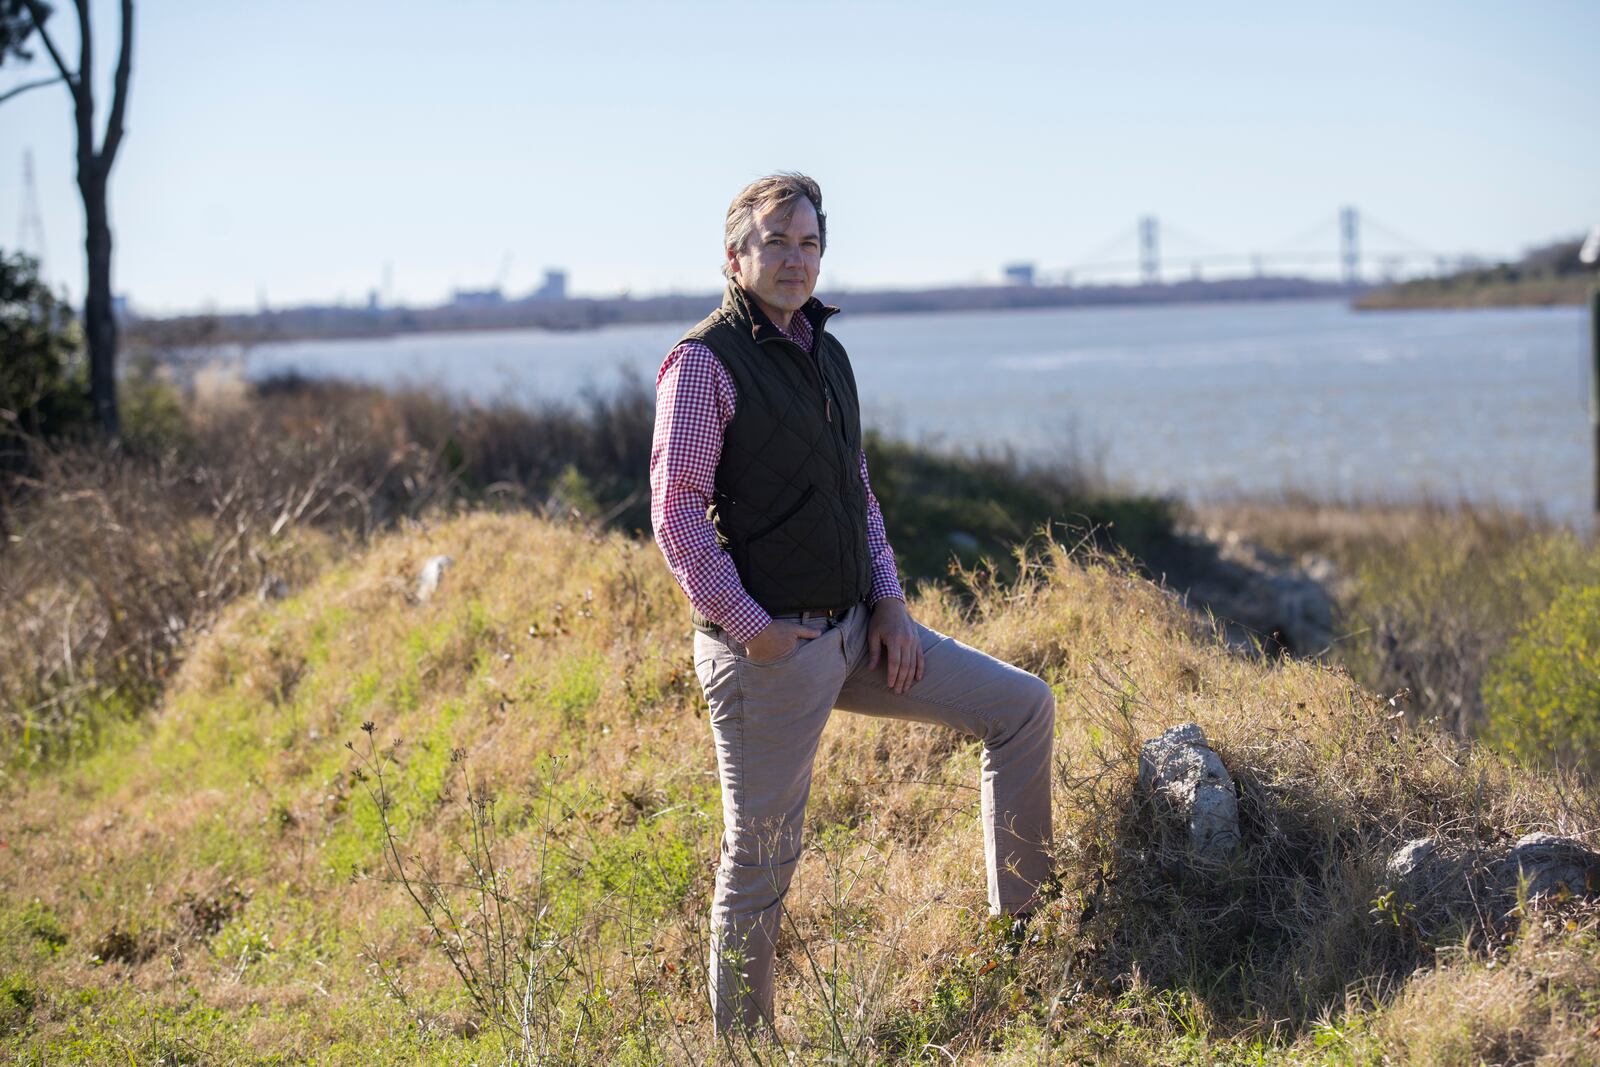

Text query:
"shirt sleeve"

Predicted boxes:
[[649, 341, 773, 644], [860, 448, 906, 605]]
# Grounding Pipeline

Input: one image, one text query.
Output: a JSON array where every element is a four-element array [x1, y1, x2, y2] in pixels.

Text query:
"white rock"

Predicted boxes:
[[1383, 831, 1599, 928], [1138, 723, 1240, 861], [417, 555, 453, 602], [1386, 838, 1443, 883]]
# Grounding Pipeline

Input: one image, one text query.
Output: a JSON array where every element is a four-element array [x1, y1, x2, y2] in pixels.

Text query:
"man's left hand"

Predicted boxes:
[[866, 597, 924, 694]]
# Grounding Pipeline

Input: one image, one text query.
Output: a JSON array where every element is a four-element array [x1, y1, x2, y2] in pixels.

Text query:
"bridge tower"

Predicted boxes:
[[1339, 206, 1360, 284], [1138, 215, 1159, 285], [17, 150, 47, 272]]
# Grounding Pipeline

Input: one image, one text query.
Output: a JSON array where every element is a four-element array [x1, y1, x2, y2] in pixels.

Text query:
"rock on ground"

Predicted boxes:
[[1383, 831, 1600, 934], [1138, 723, 1241, 862], [1154, 524, 1338, 659], [1495, 833, 1600, 902], [417, 555, 453, 602]]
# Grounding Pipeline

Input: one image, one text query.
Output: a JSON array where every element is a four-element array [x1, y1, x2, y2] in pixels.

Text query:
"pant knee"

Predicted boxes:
[[994, 673, 1053, 744], [716, 853, 799, 915], [979, 675, 1056, 751], [1029, 675, 1056, 731]]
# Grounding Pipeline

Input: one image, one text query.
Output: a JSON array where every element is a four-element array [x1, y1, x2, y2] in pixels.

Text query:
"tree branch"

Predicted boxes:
[[98, 0, 132, 170], [69, 0, 93, 171], [0, 73, 64, 106], [19, 1, 77, 86]]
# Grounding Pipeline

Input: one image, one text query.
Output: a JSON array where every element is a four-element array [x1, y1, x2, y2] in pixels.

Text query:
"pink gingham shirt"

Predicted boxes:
[[650, 306, 905, 644]]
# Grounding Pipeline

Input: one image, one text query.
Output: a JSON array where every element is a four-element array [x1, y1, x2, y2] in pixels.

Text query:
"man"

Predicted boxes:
[[649, 173, 1055, 1036]]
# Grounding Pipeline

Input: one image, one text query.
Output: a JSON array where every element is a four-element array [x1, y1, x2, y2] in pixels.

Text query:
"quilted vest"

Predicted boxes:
[[680, 283, 872, 624]]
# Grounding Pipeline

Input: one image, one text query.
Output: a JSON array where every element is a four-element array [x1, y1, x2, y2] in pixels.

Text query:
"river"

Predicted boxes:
[[240, 298, 1594, 531]]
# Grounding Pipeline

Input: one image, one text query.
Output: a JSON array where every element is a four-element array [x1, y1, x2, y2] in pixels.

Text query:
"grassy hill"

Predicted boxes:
[[3, 511, 1597, 1063]]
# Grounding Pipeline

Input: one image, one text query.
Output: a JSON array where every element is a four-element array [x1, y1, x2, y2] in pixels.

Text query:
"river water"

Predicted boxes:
[[241, 298, 1594, 531]]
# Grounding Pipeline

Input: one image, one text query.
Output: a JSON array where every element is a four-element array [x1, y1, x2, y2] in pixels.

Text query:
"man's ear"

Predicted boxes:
[[724, 245, 741, 280]]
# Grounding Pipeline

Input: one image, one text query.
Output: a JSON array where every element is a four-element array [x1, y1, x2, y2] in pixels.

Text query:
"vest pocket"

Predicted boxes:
[[745, 485, 816, 544]]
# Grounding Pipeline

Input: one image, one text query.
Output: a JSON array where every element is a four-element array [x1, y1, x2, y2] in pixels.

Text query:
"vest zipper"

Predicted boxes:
[[775, 307, 847, 458], [814, 305, 842, 427]]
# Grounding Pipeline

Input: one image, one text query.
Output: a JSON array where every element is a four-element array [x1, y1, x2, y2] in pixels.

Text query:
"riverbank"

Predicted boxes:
[[1355, 236, 1594, 310], [1355, 273, 1592, 310], [5, 371, 1593, 765]]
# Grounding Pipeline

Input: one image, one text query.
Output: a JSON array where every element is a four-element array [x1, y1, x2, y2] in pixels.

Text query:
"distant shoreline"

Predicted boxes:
[[1353, 274, 1593, 310], [127, 272, 1594, 351], [127, 276, 1370, 349]]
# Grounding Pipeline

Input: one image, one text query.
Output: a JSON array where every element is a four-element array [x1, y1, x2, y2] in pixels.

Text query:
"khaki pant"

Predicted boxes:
[[692, 601, 1055, 1034]]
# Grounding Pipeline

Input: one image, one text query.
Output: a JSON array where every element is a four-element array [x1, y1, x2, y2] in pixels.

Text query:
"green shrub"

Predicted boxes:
[[862, 431, 1175, 585], [119, 352, 192, 455], [1482, 583, 1600, 774], [1336, 518, 1600, 735], [0, 249, 90, 450]]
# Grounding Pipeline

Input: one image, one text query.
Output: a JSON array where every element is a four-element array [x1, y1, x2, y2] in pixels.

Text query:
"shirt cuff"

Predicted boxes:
[[868, 565, 905, 607], [711, 594, 772, 646]]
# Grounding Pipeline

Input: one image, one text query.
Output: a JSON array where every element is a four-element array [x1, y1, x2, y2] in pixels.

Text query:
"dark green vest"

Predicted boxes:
[[680, 283, 872, 623]]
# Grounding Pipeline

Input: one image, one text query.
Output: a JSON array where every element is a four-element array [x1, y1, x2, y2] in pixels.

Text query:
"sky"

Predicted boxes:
[[1, 0, 1596, 315]]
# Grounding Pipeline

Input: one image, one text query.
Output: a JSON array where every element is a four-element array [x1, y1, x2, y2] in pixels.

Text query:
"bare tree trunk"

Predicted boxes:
[[17, 0, 133, 441], [80, 171, 118, 438]]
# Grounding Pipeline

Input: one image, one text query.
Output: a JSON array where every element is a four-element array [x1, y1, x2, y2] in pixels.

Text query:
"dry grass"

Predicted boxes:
[[0, 370, 658, 774], [1, 370, 1151, 782], [1348, 914, 1600, 1065], [0, 512, 1595, 1063]]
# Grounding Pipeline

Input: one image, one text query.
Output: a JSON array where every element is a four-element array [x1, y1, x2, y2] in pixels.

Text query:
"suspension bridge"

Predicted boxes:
[[1015, 207, 1467, 288]]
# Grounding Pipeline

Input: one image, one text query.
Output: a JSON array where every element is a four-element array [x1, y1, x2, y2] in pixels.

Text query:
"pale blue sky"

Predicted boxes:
[[1, 0, 1595, 314]]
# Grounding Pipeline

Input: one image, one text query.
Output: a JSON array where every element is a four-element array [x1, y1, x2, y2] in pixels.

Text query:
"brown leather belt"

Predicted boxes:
[[781, 604, 852, 621], [692, 599, 860, 635]]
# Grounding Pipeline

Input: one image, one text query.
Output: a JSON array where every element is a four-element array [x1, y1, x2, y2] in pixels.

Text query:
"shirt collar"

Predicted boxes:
[[724, 281, 835, 350]]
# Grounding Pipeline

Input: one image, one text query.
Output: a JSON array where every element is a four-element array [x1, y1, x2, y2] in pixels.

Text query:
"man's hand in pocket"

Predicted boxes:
[[744, 620, 822, 663]]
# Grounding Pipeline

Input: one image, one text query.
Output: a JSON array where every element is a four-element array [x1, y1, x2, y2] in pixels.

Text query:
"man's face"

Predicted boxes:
[[727, 197, 821, 325]]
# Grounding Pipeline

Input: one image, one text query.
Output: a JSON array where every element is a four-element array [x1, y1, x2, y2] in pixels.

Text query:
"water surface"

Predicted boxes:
[[243, 299, 1593, 530]]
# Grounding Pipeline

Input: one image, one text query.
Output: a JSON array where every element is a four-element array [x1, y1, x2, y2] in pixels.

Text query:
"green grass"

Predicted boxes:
[[864, 430, 1176, 585], [546, 652, 606, 727], [1203, 496, 1600, 746]]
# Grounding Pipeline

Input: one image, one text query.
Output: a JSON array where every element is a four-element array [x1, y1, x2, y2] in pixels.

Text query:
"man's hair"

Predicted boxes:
[[722, 173, 827, 279]]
